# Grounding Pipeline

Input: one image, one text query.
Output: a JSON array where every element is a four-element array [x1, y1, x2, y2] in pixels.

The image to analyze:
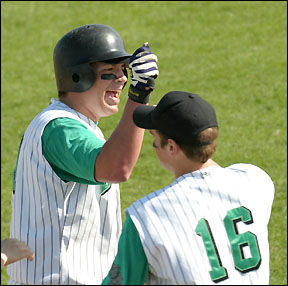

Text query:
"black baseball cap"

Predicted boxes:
[[133, 91, 218, 145]]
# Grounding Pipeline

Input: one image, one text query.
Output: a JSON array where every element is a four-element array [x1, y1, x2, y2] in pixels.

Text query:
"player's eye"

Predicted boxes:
[[152, 141, 159, 148]]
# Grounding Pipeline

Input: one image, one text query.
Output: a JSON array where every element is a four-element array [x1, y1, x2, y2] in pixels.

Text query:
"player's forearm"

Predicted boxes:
[[95, 99, 145, 183]]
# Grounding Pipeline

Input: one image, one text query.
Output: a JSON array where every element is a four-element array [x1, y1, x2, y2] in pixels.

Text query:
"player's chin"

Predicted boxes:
[[104, 102, 119, 115]]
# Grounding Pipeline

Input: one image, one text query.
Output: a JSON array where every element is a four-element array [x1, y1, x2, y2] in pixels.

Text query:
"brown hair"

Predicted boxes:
[[157, 127, 219, 163]]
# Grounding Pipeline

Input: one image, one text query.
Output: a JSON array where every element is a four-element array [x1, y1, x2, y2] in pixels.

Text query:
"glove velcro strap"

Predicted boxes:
[[128, 85, 151, 104]]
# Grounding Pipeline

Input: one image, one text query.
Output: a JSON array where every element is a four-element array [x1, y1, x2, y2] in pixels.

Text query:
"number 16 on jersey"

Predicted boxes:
[[196, 206, 261, 283]]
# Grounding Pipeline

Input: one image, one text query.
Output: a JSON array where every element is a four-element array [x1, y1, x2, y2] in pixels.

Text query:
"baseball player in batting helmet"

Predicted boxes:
[[7, 24, 159, 284], [102, 91, 275, 285]]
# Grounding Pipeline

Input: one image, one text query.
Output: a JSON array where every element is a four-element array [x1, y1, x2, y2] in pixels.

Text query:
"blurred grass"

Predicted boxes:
[[1, 1, 287, 285]]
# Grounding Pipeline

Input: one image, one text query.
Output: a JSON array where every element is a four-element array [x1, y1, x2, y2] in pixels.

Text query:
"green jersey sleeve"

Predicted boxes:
[[42, 117, 105, 185], [102, 214, 149, 285]]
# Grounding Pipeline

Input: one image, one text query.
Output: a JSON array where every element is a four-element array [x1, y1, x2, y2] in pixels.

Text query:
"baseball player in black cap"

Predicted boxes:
[[8, 24, 158, 285], [102, 91, 275, 285]]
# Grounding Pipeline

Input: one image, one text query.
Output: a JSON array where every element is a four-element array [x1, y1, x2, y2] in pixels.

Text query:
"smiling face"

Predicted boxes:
[[73, 62, 127, 121], [60, 61, 128, 122], [89, 62, 128, 118]]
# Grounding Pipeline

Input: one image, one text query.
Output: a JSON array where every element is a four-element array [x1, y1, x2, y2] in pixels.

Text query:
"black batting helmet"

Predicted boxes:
[[53, 24, 131, 92]]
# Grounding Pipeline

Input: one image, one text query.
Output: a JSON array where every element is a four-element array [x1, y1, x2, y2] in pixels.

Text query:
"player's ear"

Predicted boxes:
[[167, 139, 179, 156]]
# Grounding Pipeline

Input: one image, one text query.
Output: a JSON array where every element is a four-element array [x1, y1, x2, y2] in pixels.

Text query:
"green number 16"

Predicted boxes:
[[195, 206, 261, 283]]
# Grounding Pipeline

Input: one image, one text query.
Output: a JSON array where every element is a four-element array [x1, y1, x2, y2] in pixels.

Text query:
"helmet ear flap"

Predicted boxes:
[[57, 64, 97, 92]]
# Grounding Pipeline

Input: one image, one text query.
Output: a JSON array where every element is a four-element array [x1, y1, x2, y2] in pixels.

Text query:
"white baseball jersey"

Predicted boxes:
[[127, 164, 274, 285], [7, 98, 122, 285]]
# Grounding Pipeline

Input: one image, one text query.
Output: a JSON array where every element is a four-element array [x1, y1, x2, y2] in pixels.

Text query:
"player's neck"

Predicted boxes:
[[173, 158, 220, 178], [60, 94, 100, 122]]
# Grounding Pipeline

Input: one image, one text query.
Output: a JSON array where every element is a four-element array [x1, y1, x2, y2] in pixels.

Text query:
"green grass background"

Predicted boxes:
[[1, 1, 287, 284]]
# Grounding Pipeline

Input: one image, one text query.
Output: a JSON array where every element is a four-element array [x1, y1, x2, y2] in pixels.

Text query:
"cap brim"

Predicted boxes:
[[133, 105, 156, 129]]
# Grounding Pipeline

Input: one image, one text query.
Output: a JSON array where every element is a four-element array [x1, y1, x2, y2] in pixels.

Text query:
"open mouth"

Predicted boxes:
[[106, 90, 121, 104]]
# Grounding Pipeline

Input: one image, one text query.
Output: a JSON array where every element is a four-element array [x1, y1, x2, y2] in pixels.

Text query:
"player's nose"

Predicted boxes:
[[116, 68, 127, 84]]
